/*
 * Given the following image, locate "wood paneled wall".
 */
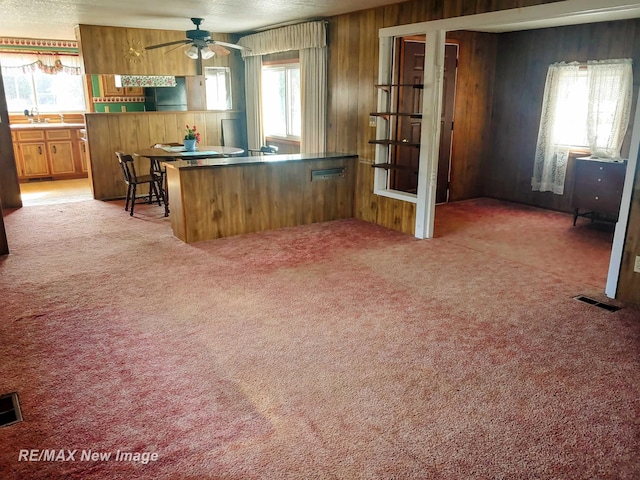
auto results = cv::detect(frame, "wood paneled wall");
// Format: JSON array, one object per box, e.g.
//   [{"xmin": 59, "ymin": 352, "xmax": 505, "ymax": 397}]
[
  {"xmin": 446, "ymin": 31, "xmax": 497, "ymax": 202},
  {"xmin": 326, "ymin": 1, "xmax": 542, "ymax": 234},
  {"xmin": 486, "ymin": 19, "xmax": 640, "ymax": 212},
  {"xmin": 76, "ymin": 25, "xmax": 241, "ymax": 76},
  {"xmin": 85, "ymin": 111, "xmax": 244, "ymax": 200},
  {"xmin": 0, "ymin": 65, "xmax": 22, "ymax": 209}
]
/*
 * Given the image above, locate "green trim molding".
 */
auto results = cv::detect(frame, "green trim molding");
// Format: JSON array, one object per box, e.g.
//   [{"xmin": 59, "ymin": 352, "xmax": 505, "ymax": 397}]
[{"xmin": 0, "ymin": 37, "xmax": 78, "ymax": 54}]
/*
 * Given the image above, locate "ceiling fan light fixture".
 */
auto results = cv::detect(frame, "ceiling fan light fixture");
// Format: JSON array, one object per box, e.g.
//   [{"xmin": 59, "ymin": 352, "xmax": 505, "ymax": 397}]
[
  {"xmin": 184, "ymin": 45, "xmax": 199, "ymax": 59},
  {"xmin": 201, "ymin": 46, "xmax": 215, "ymax": 60}
]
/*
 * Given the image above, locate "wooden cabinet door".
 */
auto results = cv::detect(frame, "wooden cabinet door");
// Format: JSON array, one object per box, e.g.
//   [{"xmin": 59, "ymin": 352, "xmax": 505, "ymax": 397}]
[
  {"xmin": 101, "ymin": 75, "xmax": 124, "ymax": 97},
  {"xmin": 125, "ymin": 86, "xmax": 144, "ymax": 96},
  {"xmin": 19, "ymin": 143, "xmax": 49, "ymax": 177},
  {"xmin": 48, "ymin": 141, "xmax": 76, "ymax": 174},
  {"xmin": 79, "ymin": 140, "xmax": 89, "ymax": 172}
]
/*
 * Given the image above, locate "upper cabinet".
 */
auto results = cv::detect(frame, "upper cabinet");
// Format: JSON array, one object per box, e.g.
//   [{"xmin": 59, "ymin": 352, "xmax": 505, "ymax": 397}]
[{"xmin": 99, "ymin": 75, "xmax": 144, "ymax": 97}]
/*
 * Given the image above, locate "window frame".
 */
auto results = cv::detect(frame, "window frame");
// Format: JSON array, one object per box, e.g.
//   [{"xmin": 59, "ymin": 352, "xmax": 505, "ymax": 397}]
[
  {"xmin": 1, "ymin": 67, "xmax": 86, "ymax": 114},
  {"xmin": 204, "ymin": 66, "xmax": 233, "ymax": 111},
  {"xmin": 261, "ymin": 60, "xmax": 301, "ymax": 141}
]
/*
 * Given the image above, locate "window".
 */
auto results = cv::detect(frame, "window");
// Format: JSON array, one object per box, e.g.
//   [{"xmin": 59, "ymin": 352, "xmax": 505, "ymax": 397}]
[
  {"xmin": 1, "ymin": 68, "xmax": 85, "ymax": 113},
  {"xmin": 262, "ymin": 63, "xmax": 301, "ymax": 139},
  {"xmin": 532, "ymin": 59, "xmax": 632, "ymax": 194},
  {"xmin": 204, "ymin": 67, "xmax": 232, "ymax": 110},
  {"xmin": 551, "ymin": 68, "xmax": 589, "ymax": 147}
]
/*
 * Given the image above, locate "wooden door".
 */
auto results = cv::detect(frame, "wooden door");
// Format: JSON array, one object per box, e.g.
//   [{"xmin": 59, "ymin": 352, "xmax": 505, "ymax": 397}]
[
  {"xmin": 48, "ymin": 141, "xmax": 76, "ymax": 174},
  {"xmin": 391, "ymin": 38, "xmax": 424, "ymax": 193},
  {"xmin": 436, "ymin": 44, "xmax": 459, "ymax": 204},
  {"xmin": 19, "ymin": 143, "xmax": 49, "ymax": 177}
]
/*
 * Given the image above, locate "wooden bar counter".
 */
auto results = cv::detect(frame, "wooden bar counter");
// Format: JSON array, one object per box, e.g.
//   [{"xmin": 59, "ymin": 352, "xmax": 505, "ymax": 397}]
[{"xmin": 164, "ymin": 152, "xmax": 357, "ymax": 243}]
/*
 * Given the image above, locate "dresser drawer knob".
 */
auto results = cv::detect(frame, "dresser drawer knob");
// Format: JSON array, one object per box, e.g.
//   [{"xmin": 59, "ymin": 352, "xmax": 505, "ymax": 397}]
[
  {"xmin": 598, "ymin": 178, "xmax": 602, "ymax": 182},
  {"xmin": 595, "ymin": 196, "xmax": 599, "ymax": 200},
  {"xmin": 599, "ymin": 166, "xmax": 604, "ymax": 170}
]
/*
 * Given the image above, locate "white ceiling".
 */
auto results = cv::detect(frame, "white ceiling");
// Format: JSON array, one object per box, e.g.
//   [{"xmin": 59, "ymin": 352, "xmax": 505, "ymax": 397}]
[
  {"xmin": 3, "ymin": 0, "xmax": 640, "ymax": 42},
  {"xmin": 0, "ymin": 0, "xmax": 408, "ymax": 40}
]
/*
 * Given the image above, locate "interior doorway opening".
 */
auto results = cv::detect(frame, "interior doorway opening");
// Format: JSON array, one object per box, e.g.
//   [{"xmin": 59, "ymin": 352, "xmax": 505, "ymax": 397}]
[
  {"xmin": 377, "ymin": 1, "xmax": 640, "ymax": 299},
  {"xmin": 19, "ymin": 178, "xmax": 92, "ymax": 206}
]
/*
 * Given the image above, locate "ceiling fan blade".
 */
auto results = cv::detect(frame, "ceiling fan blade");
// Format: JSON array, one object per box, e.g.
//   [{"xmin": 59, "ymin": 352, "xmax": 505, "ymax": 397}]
[
  {"xmin": 165, "ymin": 42, "xmax": 190, "ymax": 55},
  {"xmin": 145, "ymin": 39, "xmax": 190, "ymax": 50},
  {"xmin": 209, "ymin": 44, "xmax": 231, "ymax": 56},
  {"xmin": 210, "ymin": 40, "xmax": 250, "ymax": 51}
]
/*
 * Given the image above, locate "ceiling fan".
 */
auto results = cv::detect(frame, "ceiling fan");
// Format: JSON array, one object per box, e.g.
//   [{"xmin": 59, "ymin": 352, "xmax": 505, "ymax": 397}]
[{"xmin": 145, "ymin": 18, "xmax": 249, "ymax": 74}]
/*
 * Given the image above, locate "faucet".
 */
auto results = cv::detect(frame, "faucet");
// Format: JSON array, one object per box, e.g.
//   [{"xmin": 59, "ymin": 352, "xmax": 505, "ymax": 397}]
[{"xmin": 23, "ymin": 107, "xmax": 42, "ymax": 123}]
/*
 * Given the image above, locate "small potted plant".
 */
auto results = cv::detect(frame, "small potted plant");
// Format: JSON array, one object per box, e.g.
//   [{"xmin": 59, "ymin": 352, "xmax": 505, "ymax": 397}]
[{"xmin": 184, "ymin": 124, "xmax": 201, "ymax": 151}]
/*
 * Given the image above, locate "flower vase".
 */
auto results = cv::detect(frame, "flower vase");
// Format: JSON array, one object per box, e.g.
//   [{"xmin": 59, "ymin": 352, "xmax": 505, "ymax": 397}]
[{"xmin": 184, "ymin": 139, "xmax": 197, "ymax": 151}]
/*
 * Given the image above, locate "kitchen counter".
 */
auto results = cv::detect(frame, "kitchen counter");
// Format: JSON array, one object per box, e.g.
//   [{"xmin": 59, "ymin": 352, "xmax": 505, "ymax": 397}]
[
  {"xmin": 163, "ymin": 152, "xmax": 357, "ymax": 170},
  {"xmin": 165, "ymin": 152, "xmax": 357, "ymax": 243}
]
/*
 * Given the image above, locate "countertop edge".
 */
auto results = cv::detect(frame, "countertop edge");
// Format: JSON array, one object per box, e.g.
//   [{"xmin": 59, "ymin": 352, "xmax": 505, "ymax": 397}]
[{"xmin": 163, "ymin": 153, "xmax": 358, "ymax": 170}]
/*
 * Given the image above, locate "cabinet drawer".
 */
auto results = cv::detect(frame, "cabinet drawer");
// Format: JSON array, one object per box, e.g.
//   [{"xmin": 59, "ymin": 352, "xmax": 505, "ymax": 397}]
[
  {"xmin": 17, "ymin": 130, "xmax": 45, "ymax": 142},
  {"xmin": 575, "ymin": 160, "xmax": 625, "ymax": 183},
  {"xmin": 572, "ymin": 191, "xmax": 621, "ymax": 214},
  {"xmin": 45, "ymin": 129, "xmax": 72, "ymax": 140}
]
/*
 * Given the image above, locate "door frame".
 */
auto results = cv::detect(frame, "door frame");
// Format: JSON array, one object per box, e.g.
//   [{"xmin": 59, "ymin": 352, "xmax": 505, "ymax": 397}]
[{"xmin": 378, "ymin": 0, "xmax": 640, "ymax": 297}]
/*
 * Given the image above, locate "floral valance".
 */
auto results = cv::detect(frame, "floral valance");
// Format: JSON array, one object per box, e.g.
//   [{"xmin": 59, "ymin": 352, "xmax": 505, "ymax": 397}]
[
  {"xmin": 116, "ymin": 75, "xmax": 177, "ymax": 87},
  {"xmin": 0, "ymin": 52, "xmax": 82, "ymax": 75},
  {"xmin": 237, "ymin": 21, "xmax": 327, "ymax": 57}
]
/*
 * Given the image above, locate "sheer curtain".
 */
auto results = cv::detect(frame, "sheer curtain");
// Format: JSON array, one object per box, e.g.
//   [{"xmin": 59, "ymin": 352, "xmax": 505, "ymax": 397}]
[
  {"xmin": 532, "ymin": 59, "xmax": 633, "ymax": 194},
  {"xmin": 238, "ymin": 21, "xmax": 327, "ymax": 152},
  {"xmin": 586, "ymin": 59, "xmax": 633, "ymax": 158},
  {"xmin": 532, "ymin": 62, "xmax": 582, "ymax": 194}
]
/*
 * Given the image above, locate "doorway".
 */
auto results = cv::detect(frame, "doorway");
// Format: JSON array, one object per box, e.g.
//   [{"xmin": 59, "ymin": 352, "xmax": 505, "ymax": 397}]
[
  {"xmin": 390, "ymin": 38, "xmax": 458, "ymax": 202},
  {"xmin": 19, "ymin": 178, "xmax": 92, "ymax": 206}
]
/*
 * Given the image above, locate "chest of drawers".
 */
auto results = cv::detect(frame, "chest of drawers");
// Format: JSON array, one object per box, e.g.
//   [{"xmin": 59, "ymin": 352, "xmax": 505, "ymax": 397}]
[{"xmin": 572, "ymin": 157, "xmax": 626, "ymax": 225}]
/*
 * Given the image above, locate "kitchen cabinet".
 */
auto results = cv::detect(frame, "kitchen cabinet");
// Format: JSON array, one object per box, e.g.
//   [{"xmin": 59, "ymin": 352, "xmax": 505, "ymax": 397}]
[
  {"xmin": 46, "ymin": 129, "xmax": 75, "ymax": 174},
  {"xmin": 100, "ymin": 75, "xmax": 144, "ymax": 97},
  {"xmin": 12, "ymin": 127, "xmax": 87, "ymax": 181},
  {"xmin": 100, "ymin": 75, "xmax": 124, "ymax": 97},
  {"xmin": 20, "ymin": 143, "xmax": 49, "ymax": 177},
  {"xmin": 125, "ymin": 86, "xmax": 144, "ymax": 96}
]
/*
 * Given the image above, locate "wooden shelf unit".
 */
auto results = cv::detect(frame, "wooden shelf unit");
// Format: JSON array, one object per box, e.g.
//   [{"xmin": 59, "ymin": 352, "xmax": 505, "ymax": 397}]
[{"xmin": 370, "ymin": 83, "xmax": 423, "ymax": 175}]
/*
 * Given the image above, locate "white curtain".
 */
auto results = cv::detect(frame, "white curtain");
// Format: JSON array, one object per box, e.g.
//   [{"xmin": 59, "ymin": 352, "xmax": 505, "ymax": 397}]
[
  {"xmin": 237, "ymin": 21, "xmax": 326, "ymax": 57},
  {"xmin": 244, "ymin": 55, "xmax": 264, "ymax": 150},
  {"xmin": 0, "ymin": 52, "xmax": 81, "ymax": 74},
  {"xmin": 532, "ymin": 59, "xmax": 633, "ymax": 194},
  {"xmin": 239, "ymin": 21, "xmax": 327, "ymax": 152},
  {"xmin": 300, "ymin": 46, "xmax": 327, "ymax": 153},
  {"xmin": 586, "ymin": 59, "xmax": 633, "ymax": 158},
  {"xmin": 532, "ymin": 63, "xmax": 581, "ymax": 194}
]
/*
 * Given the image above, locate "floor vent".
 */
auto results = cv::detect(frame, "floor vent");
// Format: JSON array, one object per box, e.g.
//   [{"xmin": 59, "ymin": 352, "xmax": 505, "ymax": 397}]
[
  {"xmin": 574, "ymin": 295, "xmax": 621, "ymax": 312},
  {"xmin": 0, "ymin": 393, "xmax": 23, "ymax": 427}
]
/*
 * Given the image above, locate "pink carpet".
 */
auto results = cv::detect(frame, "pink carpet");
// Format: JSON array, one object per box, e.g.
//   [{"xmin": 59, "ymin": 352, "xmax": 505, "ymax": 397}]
[{"xmin": 0, "ymin": 197, "xmax": 638, "ymax": 479}]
